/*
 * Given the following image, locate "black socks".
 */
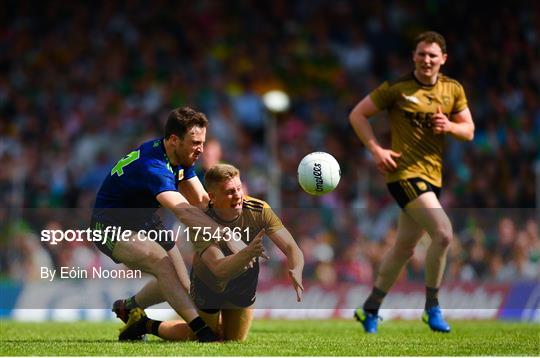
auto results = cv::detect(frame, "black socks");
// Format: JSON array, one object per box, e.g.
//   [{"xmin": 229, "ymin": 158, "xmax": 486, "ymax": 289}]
[
  {"xmin": 188, "ymin": 317, "xmax": 218, "ymax": 342},
  {"xmin": 363, "ymin": 287, "xmax": 387, "ymax": 316},
  {"xmin": 363, "ymin": 286, "xmax": 440, "ymax": 314},
  {"xmin": 425, "ymin": 286, "xmax": 440, "ymax": 310},
  {"xmin": 145, "ymin": 318, "xmax": 162, "ymax": 336}
]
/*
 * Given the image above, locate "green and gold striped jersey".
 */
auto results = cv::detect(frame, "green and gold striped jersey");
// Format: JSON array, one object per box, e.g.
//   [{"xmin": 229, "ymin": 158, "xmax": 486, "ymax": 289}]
[{"xmin": 370, "ymin": 73, "xmax": 468, "ymax": 187}]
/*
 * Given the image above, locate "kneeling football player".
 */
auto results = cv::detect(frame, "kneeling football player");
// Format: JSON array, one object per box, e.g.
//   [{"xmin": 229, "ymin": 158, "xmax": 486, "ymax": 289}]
[{"xmin": 119, "ymin": 163, "xmax": 305, "ymax": 341}]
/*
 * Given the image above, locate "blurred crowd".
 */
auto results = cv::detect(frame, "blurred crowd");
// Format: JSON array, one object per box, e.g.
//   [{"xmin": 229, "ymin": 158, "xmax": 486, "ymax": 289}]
[{"xmin": 1, "ymin": 0, "xmax": 538, "ymax": 283}]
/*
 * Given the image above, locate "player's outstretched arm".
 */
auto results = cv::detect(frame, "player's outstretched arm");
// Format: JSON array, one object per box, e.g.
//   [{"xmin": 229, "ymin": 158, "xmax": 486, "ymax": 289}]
[
  {"xmin": 157, "ymin": 190, "xmax": 249, "ymax": 253},
  {"xmin": 178, "ymin": 176, "xmax": 210, "ymax": 208},
  {"xmin": 268, "ymin": 228, "xmax": 305, "ymax": 302},
  {"xmin": 157, "ymin": 191, "xmax": 228, "ymax": 242},
  {"xmin": 349, "ymin": 96, "xmax": 401, "ymax": 174},
  {"xmin": 200, "ymin": 231, "xmax": 265, "ymax": 285}
]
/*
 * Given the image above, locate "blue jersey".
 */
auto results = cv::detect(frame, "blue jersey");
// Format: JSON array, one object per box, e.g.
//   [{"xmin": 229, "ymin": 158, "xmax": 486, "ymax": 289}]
[{"xmin": 93, "ymin": 138, "xmax": 195, "ymax": 225}]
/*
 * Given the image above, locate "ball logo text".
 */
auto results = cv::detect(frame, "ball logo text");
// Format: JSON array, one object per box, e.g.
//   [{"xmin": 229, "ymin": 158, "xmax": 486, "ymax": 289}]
[{"xmin": 313, "ymin": 163, "xmax": 324, "ymax": 192}]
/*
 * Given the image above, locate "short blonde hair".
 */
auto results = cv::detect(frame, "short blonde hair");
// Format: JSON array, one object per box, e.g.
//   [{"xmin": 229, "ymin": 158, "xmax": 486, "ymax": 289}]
[{"xmin": 204, "ymin": 163, "xmax": 240, "ymax": 191}]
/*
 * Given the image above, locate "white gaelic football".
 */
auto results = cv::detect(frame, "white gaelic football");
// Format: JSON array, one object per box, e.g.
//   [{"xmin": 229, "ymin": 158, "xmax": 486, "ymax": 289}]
[{"xmin": 297, "ymin": 152, "xmax": 341, "ymax": 195}]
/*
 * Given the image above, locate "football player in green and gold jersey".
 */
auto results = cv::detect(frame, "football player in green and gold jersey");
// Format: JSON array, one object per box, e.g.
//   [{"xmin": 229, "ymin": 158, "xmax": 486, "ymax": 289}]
[{"xmin": 349, "ymin": 31, "xmax": 474, "ymax": 333}]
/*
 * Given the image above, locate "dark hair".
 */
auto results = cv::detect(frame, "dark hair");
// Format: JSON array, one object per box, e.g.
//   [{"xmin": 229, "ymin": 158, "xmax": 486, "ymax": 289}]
[
  {"xmin": 414, "ymin": 31, "xmax": 447, "ymax": 54},
  {"xmin": 165, "ymin": 107, "xmax": 208, "ymax": 139}
]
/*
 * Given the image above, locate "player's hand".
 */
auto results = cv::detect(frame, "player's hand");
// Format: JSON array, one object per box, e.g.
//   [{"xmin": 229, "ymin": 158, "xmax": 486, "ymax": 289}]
[
  {"xmin": 224, "ymin": 233, "xmax": 247, "ymax": 254},
  {"xmin": 288, "ymin": 268, "xmax": 304, "ymax": 302},
  {"xmin": 253, "ymin": 229, "xmax": 270, "ymax": 261},
  {"xmin": 432, "ymin": 106, "xmax": 453, "ymax": 134},
  {"xmin": 242, "ymin": 229, "xmax": 270, "ymax": 269},
  {"xmin": 244, "ymin": 235, "xmax": 264, "ymax": 258},
  {"xmin": 372, "ymin": 146, "xmax": 401, "ymax": 174}
]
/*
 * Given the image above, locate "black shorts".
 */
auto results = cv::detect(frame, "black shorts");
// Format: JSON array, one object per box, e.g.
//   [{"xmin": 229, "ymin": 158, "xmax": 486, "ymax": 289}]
[
  {"xmin": 91, "ymin": 209, "xmax": 176, "ymax": 264},
  {"xmin": 190, "ymin": 265, "xmax": 259, "ymax": 314},
  {"xmin": 387, "ymin": 178, "xmax": 441, "ymax": 209}
]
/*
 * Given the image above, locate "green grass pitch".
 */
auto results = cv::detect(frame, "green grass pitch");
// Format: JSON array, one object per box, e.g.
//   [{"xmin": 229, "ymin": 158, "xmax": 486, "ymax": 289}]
[{"xmin": 1, "ymin": 319, "xmax": 538, "ymax": 356}]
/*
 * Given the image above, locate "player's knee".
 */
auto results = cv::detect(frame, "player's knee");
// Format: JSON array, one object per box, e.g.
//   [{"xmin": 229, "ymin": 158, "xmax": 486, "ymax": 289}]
[
  {"xmin": 394, "ymin": 247, "xmax": 415, "ymax": 261},
  {"xmin": 433, "ymin": 226, "xmax": 453, "ymax": 248},
  {"xmin": 135, "ymin": 243, "xmax": 169, "ymax": 273},
  {"xmin": 153, "ymin": 255, "xmax": 176, "ymax": 277},
  {"xmin": 403, "ymin": 247, "xmax": 416, "ymax": 260},
  {"xmin": 236, "ymin": 336, "xmax": 248, "ymax": 342},
  {"xmin": 149, "ymin": 250, "xmax": 169, "ymax": 266}
]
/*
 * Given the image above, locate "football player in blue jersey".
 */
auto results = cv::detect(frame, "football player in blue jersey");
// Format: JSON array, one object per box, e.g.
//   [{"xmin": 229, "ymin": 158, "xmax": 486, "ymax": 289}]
[
  {"xmin": 111, "ymin": 164, "xmax": 304, "ymax": 342},
  {"xmin": 92, "ymin": 107, "xmax": 256, "ymax": 342}
]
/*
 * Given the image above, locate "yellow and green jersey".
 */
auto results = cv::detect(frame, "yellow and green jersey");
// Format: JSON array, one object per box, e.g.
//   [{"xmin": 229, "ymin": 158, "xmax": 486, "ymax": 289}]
[{"xmin": 370, "ymin": 73, "xmax": 468, "ymax": 187}]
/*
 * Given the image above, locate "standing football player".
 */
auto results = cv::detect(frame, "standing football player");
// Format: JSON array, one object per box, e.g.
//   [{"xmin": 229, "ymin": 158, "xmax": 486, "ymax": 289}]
[{"xmin": 349, "ymin": 31, "xmax": 474, "ymax": 333}]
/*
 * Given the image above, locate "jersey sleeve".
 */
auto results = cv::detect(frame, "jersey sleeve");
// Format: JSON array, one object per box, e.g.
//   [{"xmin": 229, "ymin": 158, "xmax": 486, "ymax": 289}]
[
  {"xmin": 183, "ymin": 165, "xmax": 197, "ymax": 181},
  {"xmin": 145, "ymin": 160, "xmax": 177, "ymax": 197},
  {"xmin": 261, "ymin": 202, "xmax": 284, "ymax": 235},
  {"xmin": 175, "ymin": 165, "xmax": 197, "ymax": 185},
  {"xmin": 452, "ymin": 82, "xmax": 468, "ymax": 114},
  {"xmin": 369, "ymin": 81, "xmax": 395, "ymax": 110}
]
